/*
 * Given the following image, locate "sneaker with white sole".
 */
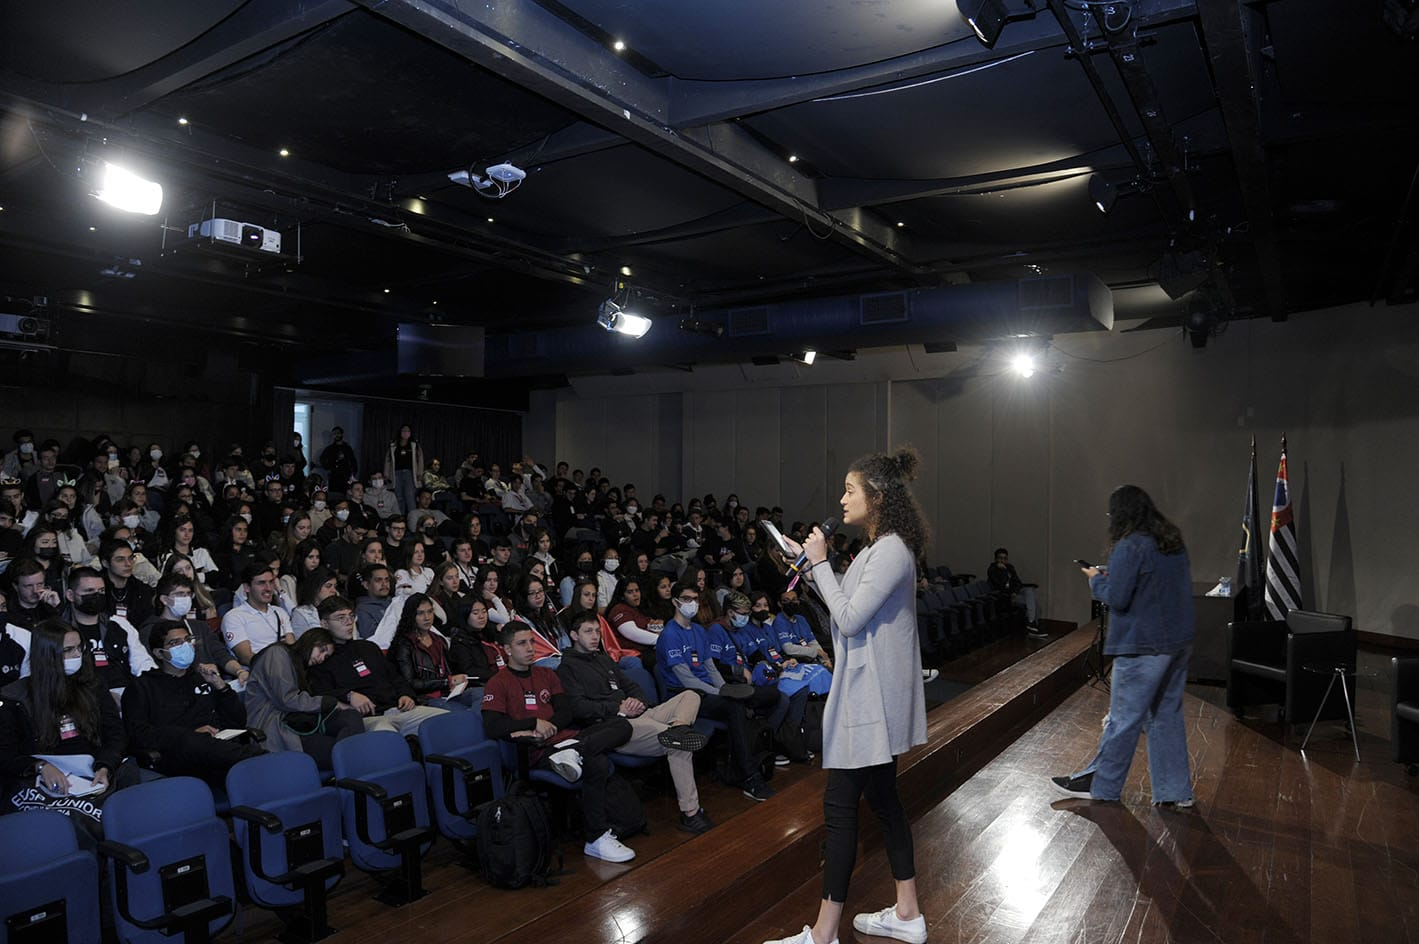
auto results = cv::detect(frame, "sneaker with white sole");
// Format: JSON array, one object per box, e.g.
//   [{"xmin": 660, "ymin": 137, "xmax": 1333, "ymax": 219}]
[
  {"xmin": 921, "ymin": 668, "xmax": 939, "ymax": 684},
  {"xmin": 583, "ymin": 828, "xmax": 635, "ymax": 863},
  {"xmin": 763, "ymin": 926, "xmax": 836, "ymax": 944},
  {"xmin": 852, "ymin": 905, "xmax": 928, "ymax": 944},
  {"xmin": 547, "ymin": 747, "xmax": 582, "ymax": 783}
]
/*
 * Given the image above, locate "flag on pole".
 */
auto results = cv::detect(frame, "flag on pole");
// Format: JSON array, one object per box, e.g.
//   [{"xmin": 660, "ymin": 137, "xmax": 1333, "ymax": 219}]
[
  {"xmin": 1264, "ymin": 435, "xmax": 1302, "ymax": 619},
  {"xmin": 1234, "ymin": 436, "xmax": 1265, "ymax": 620}
]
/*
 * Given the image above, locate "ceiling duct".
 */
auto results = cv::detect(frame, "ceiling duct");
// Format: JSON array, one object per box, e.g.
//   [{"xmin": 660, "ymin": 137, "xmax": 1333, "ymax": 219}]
[{"xmin": 482, "ymin": 274, "xmax": 1113, "ymax": 378}]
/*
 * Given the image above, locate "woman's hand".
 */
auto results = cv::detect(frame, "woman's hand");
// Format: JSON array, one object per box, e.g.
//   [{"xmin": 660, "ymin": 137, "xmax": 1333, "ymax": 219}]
[
  {"xmin": 38, "ymin": 761, "xmax": 68, "ymax": 795},
  {"xmin": 92, "ymin": 767, "xmax": 111, "ymax": 790},
  {"xmin": 803, "ymin": 527, "xmax": 828, "ymax": 567},
  {"xmin": 1081, "ymin": 566, "xmax": 1101, "ymax": 579}
]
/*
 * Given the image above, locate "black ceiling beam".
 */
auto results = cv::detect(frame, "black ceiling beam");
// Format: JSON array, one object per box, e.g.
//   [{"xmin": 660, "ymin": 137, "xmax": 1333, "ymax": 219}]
[
  {"xmin": 1194, "ymin": 0, "xmax": 1287, "ymax": 320},
  {"xmin": 1, "ymin": 0, "xmax": 356, "ymax": 121},
  {"xmin": 351, "ymin": 0, "xmax": 920, "ymax": 278},
  {"xmin": 664, "ymin": 0, "xmax": 1202, "ymax": 127}
]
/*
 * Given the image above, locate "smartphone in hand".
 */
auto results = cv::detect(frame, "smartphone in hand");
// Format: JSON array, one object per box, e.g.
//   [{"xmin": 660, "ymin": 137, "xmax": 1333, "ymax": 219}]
[{"xmin": 1073, "ymin": 558, "xmax": 1093, "ymax": 569}]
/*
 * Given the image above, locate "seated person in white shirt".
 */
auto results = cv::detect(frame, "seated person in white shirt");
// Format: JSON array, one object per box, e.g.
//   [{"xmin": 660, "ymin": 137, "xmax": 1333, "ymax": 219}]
[{"xmin": 221, "ymin": 561, "xmax": 295, "ymax": 666}]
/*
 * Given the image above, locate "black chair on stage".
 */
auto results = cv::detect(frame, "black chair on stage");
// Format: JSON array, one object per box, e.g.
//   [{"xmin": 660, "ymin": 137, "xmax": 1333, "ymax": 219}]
[
  {"xmin": 1226, "ymin": 610, "xmax": 1355, "ymax": 724},
  {"xmin": 1393, "ymin": 657, "xmax": 1419, "ymax": 775}
]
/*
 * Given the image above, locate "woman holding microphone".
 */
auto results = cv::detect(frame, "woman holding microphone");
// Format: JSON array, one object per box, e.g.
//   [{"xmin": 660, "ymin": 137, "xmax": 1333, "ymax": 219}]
[{"xmin": 770, "ymin": 447, "xmax": 929, "ymax": 944}]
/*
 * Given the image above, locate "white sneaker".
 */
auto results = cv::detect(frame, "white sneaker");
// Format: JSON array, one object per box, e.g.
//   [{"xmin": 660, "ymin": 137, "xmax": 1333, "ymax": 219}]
[
  {"xmin": 583, "ymin": 828, "xmax": 635, "ymax": 863},
  {"xmin": 852, "ymin": 905, "xmax": 927, "ymax": 944},
  {"xmin": 547, "ymin": 748, "xmax": 582, "ymax": 783},
  {"xmin": 763, "ymin": 926, "xmax": 836, "ymax": 944},
  {"xmin": 921, "ymin": 668, "xmax": 939, "ymax": 683}
]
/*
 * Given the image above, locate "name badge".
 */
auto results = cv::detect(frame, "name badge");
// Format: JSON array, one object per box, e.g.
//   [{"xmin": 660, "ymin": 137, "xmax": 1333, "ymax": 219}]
[
  {"xmin": 735, "ymin": 652, "xmax": 745, "ymax": 665},
  {"xmin": 114, "ymin": 605, "xmax": 127, "ymax": 619},
  {"xmin": 353, "ymin": 660, "xmax": 371, "ymax": 678},
  {"xmin": 495, "ymin": 655, "xmax": 505, "ymax": 667},
  {"xmin": 59, "ymin": 715, "xmax": 78, "ymax": 740},
  {"xmin": 524, "ymin": 691, "xmax": 539, "ymax": 708},
  {"xmin": 767, "ymin": 646, "xmax": 781, "ymax": 661},
  {"xmin": 689, "ymin": 650, "xmax": 700, "ymax": 667},
  {"xmin": 92, "ymin": 647, "xmax": 109, "ymax": 668}
]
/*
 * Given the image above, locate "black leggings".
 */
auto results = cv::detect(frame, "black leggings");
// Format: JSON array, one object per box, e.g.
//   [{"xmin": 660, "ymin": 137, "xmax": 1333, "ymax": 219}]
[{"xmin": 822, "ymin": 759, "xmax": 915, "ymax": 903}]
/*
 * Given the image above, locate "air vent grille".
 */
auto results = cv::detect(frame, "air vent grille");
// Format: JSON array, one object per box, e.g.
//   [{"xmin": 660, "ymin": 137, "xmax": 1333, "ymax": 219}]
[{"xmin": 860, "ymin": 292, "xmax": 908, "ymax": 325}]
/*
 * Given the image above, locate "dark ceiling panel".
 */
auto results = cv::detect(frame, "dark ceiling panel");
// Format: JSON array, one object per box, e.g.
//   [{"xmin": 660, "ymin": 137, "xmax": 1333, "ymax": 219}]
[{"xmin": 556, "ymin": 0, "xmax": 976, "ymax": 80}]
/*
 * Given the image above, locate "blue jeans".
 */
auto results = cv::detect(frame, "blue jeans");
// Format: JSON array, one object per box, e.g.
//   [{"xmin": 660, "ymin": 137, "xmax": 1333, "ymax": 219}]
[
  {"xmin": 1076, "ymin": 646, "xmax": 1192, "ymax": 802},
  {"xmin": 394, "ymin": 469, "xmax": 417, "ymax": 520}
]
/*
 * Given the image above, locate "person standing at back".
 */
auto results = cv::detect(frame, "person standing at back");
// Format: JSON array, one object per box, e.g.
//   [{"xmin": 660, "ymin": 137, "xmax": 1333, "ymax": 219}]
[
  {"xmin": 770, "ymin": 446, "xmax": 930, "ymax": 944},
  {"xmin": 384, "ymin": 425, "xmax": 423, "ymax": 523}
]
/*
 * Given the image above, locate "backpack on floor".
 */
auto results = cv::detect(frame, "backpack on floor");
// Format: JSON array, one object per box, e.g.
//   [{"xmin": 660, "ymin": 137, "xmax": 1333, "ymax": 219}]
[
  {"xmin": 476, "ymin": 784, "xmax": 558, "ymax": 888},
  {"xmin": 604, "ymin": 774, "xmax": 647, "ymax": 839},
  {"xmin": 801, "ymin": 697, "xmax": 827, "ymax": 755}
]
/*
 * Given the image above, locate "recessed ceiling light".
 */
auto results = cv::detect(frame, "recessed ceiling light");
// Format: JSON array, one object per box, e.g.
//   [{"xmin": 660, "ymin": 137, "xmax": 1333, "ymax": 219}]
[
  {"xmin": 88, "ymin": 226, "xmax": 96, "ymax": 231},
  {"xmin": 896, "ymin": 221, "xmax": 905, "ymax": 228},
  {"xmin": 382, "ymin": 288, "xmax": 390, "ymax": 294},
  {"xmin": 278, "ymin": 147, "xmax": 290, "ymax": 158},
  {"xmin": 487, "ymin": 217, "xmax": 495, "ymax": 223},
  {"xmin": 417, "ymin": 195, "xmax": 427, "ymax": 201},
  {"xmin": 620, "ymin": 265, "xmax": 633, "ymax": 276},
  {"xmin": 177, "ymin": 117, "xmax": 189, "ymax": 126},
  {"xmin": 788, "ymin": 154, "xmax": 800, "ymax": 163},
  {"xmin": 613, "ymin": 39, "xmax": 626, "ymax": 52},
  {"xmin": 431, "ymin": 300, "xmax": 438, "ymax": 305}
]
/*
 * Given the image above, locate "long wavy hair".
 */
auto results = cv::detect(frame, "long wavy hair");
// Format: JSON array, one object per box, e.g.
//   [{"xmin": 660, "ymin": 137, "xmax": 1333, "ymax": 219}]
[
  {"xmin": 848, "ymin": 446, "xmax": 930, "ymax": 561},
  {"xmin": 27, "ymin": 620, "xmax": 102, "ymax": 749},
  {"xmin": 1106, "ymin": 485, "xmax": 1185, "ymax": 555}
]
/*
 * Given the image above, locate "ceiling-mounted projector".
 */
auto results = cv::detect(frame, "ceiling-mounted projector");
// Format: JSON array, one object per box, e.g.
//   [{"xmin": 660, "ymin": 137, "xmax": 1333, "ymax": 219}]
[{"xmin": 447, "ymin": 162, "xmax": 526, "ymax": 198}]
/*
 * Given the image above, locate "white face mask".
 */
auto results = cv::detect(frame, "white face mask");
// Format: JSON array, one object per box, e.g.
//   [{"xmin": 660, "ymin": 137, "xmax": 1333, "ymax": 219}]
[
  {"xmin": 168, "ymin": 595, "xmax": 193, "ymax": 618},
  {"xmin": 189, "ymin": 447, "xmax": 200, "ymax": 457},
  {"xmin": 240, "ymin": 512, "xmax": 253, "ymax": 524},
  {"xmin": 150, "ymin": 449, "xmax": 163, "ymax": 461},
  {"xmin": 731, "ymin": 612, "xmax": 750, "ymax": 628},
  {"xmin": 603, "ymin": 559, "xmax": 620, "ymax": 573},
  {"xmin": 122, "ymin": 514, "xmax": 141, "ymax": 529},
  {"xmin": 63, "ymin": 656, "xmax": 83, "ymax": 676},
  {"xmin": 313, "ymin": 500, "xmax": 327, "ymax": 511},
  {"xmin": 370, "ymin": 479, "xmax": 384, "ymax": 489},
  {"xmin": 677, "ymin": 600, "xmax": 700, "ymax": 619},
  {"xmin": 335, "ymin": 508, "xmax": 350, "ymax": 522},
  {"xmin": 18, "ymin": 442, "xmax": 34, "ymax": 455}
]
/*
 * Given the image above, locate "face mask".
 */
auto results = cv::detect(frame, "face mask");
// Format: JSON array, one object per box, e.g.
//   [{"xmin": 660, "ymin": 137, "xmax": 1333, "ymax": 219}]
[
  {"xmin": 150, "ymin": 449, "xmax": 163, "ymax": 461},
  {"xmin": 168, "ymin": 595, "xmax": 193, "ymax": 618},
  {"xmin": 370, "ymin": 479, "xmax": 384, "ymax": 489},
  {"xmin": 731, "ymin": 612, "xmax": 750, "ymax": 628},
  {"xmin": 35, "ymin": 546, "xmax": 57, "ymax": 559},
  {"xmin": 313, "ymin": 500, "xmax": 326, "ymax": 511},
  {"xmin": 335, "ymin": 509, "xmax": 350, "ymax": 522},
  {"xmin": 189, "ymin": 447, "xmax": 200, "ymax": 457},
  {"xmin": 678, "ymin": 600, "xmax": 700, "ymax": 619},
  {"xmin": 19, "ymin": 442, "xmax": 34, "ymax": 455},
  {"xmin": 63, "ymin": 656, "xmax": 83, "ymax": 676},
  {"xmin": 626, "ymin": 505, "xmax": 639, "ymax": 515},
  {"xmin": 752, "ymin": 611, "xmax": 770, "ymax": 623},
  {"xmin": 74, "ymin": 593, "xmax": 106, "ymax": 616},
  {"xmin": 240, "ymin": 513, "xmax": 252, "ymax": 524},
  {"xmin": 167, "ymin": 642, "xmax": 195, "ymax": 670},
  {"xmin": 122, "ymin": 514, "xmax": 141, "ymax": 529},
  {"xmin": 603, "ymin": 559, "xmax": 620, "ymax": 573},
  {"xmin": 281, "ymin": 515, "xmax": 291, "ymax": 525},
  {"xmin": 727, "ymin": 500, "xmax": 738, "ymax": 509},
  {"xmin": 577, "ymin": 560, "xmax": 594, "ymax": 573},
  {"xmin": 782, "ymin": 602, "xmax": 798, "ymax": 614}
]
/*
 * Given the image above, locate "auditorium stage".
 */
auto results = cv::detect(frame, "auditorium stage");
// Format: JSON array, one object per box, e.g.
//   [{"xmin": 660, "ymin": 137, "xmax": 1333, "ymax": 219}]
[{"xmin": 233, "ymin": 629, "xmax": 1418, "ymax": 943}]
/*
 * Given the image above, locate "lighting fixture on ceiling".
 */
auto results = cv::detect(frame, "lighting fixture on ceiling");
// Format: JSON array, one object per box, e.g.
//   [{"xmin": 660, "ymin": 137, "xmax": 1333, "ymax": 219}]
[
  {"xmin": 92, "ymin": 161, "xmax": 163, "ymax": 215},
  {"xmin": 1186, "ymin": 288, "xmax": 1227, "ymax": 349},
  {"xmin": 1010, "ymin": 352, "xmax": 1037, "ymax": 378},
  {"xmin": 958, "ymin": 0, "xmax": 1010, "ymax": 45},
  {"xmin": 598, "ymin": 298, "xmax": 652, "ymax": 338},
  {"xmin": 447, "ymin": 162, "xmax": 527, "ymax": 199},
  {"xmin": 1089, "ymin": 174, "xmax": 1118, "ymax": 214},
  {"xmin": 797, "ymin": 349, "xmax": 817, "ymax": 366}
]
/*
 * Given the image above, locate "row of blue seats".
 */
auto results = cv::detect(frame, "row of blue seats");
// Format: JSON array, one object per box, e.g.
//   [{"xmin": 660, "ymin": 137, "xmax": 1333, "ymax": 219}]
[
  {"xmin": 916, "ymin": 579, "xmax": 1027, "ymax": 658},
  {"xmin": 1, "ymin": 662, "xmax": 710, "ymax": 944}
]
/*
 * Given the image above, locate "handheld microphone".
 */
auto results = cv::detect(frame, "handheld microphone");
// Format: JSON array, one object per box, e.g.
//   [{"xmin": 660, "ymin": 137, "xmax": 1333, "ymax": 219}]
[{"xmin": 787, "ymin": 517, "xmax": 840, "ymax": 576}]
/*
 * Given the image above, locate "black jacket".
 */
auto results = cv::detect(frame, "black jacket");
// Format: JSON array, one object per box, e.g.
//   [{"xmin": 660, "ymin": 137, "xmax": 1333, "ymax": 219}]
[
  {"xmin": 121, "ymin": 669, "xmax": 247, "ymax": 753},
  {"xmin": 306, "ymin": 639, "xmax": 413, "ymax": 713},
  {"xmin": 445, "ymin": 629, "xmax": 501, "ymax": 687},
  {"xmin": 388, "ymin": 632, "xmax": 453, "ymax": 699},
  {"xmin": 65, "ymin": 608, "xmax": 143, "ymax": 691},
  {"xmin": 0, "ymin": 678, "xmax": 127, "ymax": 779},
  {"xmin": 554, "ymin": 647, "xmax": 646, "ymax": 724}
]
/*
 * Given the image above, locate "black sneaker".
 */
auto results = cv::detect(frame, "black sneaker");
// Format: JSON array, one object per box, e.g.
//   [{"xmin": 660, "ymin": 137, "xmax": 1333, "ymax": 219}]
[
  {"xmin": 1050, "ymin": 772, "xmax": 1093, "ymax": 797},
  {"xmin": 677, "ymin": 808, "xmax": 715, "ymax": 834},
  {"xmin": 742, "ymin": 776, "xmax": 775, "ymax": 802},
  {"xmin": 657, "ymin": 723, "xmax": 709, "ymax": 753}
]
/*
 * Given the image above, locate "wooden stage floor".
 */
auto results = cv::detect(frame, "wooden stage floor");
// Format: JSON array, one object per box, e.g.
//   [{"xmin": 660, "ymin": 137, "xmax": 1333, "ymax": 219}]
[{"xmin": 230, "ymin": 635, "xmax": 1419, "ymax": 944}]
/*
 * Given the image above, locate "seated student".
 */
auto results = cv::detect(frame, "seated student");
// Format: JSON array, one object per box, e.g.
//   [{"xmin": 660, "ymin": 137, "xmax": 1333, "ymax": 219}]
[
  {"xmin": 766, "ymin": 588, "xmax": 832, "ymax": 668},
  {"xmin": 563, "ymin": 576, "xmax": 637, "ymax": 668},
  {"xmin": 710, "ymin": 592, "xmax": 807, "ymax": 764},
  {"xmin": 472, "ymin": 566, "xmax": 512, "ymax": 628},
  {"xmin": 388, "ymin": 592, "xmax": 476, "ymax": 710},
  {"xmin": 243, "ymin": 627, "xmax": 364, "ymax": 770},
  {"xmin": 448, "ymin": 538, "xmax": 479, "ymax": 591},
  {"xmin": 517, "ymin": 575, "xmax": 568, "ymax": 667},
  {"xmin": 305, "ymin": 595, "xmax": 446, "ymax": 735},
  {"xmin": 221, "ymin": 562, "xmax": 295, "ymax": 666},
  {"xmin": 0, "ymin": 620, "xmax": 134, "ymax": 842},
  {"xmin": 60, "ymin": 569, "xmax": 154, "ymax": 695},
  {"xmin": 393, "ymin": 539, "xmax": 435, "ymax": 596},
  {"xmin": 145, "ymin": 572, "xmax": 245, "ymax": 686},
  {"xmin": 604, "ymin": 575, "xmax": 662, "ymax": 671},
  {"xmin": 988, "ymin": 546, "xmax": 1043, "ymax": 634},
  {"xmin": 446, "ymin": 597, "xmax": 503, "ymax": 696},
  {"xmin": 482, "ymin": 620, "xmax": 636, "ymax": 863},
  {"xmin": 122, "ymin": 620, "xmax": 266, "ymax": 789},
  {"xmin": 430, "ymin": 560, "xmax": 471, "ymax": 632},
  {"xmin": 655, "ymin": 581, "xmax": 774, "ymax": 802},
  {"xmin": 291, "ymin": 567, "xmax": 340, "ymax": 636},
  {"xmin": 353, "ymin": 563, "xmax": 399, "ymax": 642},
  {"xmin": 343, "ymin": 536, "xmax": 386, "ymax": 599},
  {"xmin": 5, "ymin": 559, "xmax": 60, "ymax": 630},
  {"xmin": 556, "ymin": 608, "xmax": 714, "ymax": 835}
]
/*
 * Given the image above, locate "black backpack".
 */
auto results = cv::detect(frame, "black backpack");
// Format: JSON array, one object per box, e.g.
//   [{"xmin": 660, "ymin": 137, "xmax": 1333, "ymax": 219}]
[
  {"xmin": 475, "ymin": 785, "xmax": 558, "ymax": 888},
  {"xmin": 604, "ymin": 774, "xmax": 646, "ymax": 840}
]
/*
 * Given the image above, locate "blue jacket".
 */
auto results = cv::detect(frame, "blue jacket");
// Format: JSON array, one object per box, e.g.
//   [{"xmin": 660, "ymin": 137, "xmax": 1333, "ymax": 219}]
[{"xmin": 1089, "ymin": 533, "xmax": 1194, "ymax": 655}]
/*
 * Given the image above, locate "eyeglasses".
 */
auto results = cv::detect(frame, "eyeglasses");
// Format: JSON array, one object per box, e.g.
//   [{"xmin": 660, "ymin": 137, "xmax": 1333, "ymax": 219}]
[
  {"xmin": 677, "ymin": 596, "xmax": 698, "ymax": 604},
  {"xmin": 163, "ymin": 636, "xmax": 195, "ymax": 649}
]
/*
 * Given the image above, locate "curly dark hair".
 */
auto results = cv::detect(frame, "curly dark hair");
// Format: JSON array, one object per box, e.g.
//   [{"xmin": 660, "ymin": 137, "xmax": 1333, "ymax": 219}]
[
  {"xmin": 1106, "ymin": 485, "xmax": 1185, "ymax": 555},
  {"xmin": 848, "ymin": 445, "xmax": 930, "ymax": 561}
]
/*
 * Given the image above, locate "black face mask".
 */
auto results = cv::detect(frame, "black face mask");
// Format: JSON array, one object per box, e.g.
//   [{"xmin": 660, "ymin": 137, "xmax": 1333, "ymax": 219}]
[
  {"xmin": 781, "ymin": 603, "xmax": 798, "ymax": 615},
  {"xmin": 34, "ymin": 546, "xmax": 57, "ymax": 560},
  {"xmin": 576, "ymin": 560, "xmax": 595, "ymax": 573},
  {"xmin": 751, "ymin": 610, "xmax": 771, "ymax": 623},
  {"xmin": 74, "ymin": 592, "xmax": 107, "ymax": 616}
]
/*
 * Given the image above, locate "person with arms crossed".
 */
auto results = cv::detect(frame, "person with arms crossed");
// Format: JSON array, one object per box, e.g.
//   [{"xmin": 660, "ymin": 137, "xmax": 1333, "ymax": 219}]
[{"xmin": 772, "ymin": 447, "xmax": 930, "ymax": 944}]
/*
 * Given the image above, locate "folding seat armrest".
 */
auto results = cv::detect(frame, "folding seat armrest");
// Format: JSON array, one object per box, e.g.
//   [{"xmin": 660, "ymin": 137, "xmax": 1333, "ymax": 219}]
[
  {"xmin": 424, "ymin": 753, "xmax": 476, "ymax": 773},
  {"xmin": 98, "ymin": 839, "xmax": 150, "ymax": 873},
  {"xmin": 425, "ymin": 753, "xmax": 485, "ymax": 820},
  {"xmin": 335, "ymin": 777, "xmax": 388, "ymax": 801},
  {"xmin": 228, "ymin": 805, "xmax": 283, "ymax": 833}
]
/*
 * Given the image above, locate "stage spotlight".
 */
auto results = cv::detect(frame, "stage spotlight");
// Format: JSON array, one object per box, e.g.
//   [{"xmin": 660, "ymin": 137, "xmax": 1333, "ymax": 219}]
[
  {"xmin": 958, "ymin": 0, "xmax": 1010, "ymax": 45},
  {"xmin": 1011, "ymin": 352, "xmax": 1037, "ymax": 378},
  {"xmin": 1089, "ymin": 174, "xmax": 1117, "ymax": 214},
  {"xmin": 597, "ymin": 298, "xmax": 652, "ymax": 338},
  {"xmin": 798, "ymin": 349, "xmax": 817, "ymax": 366},
  {"xmin": 93, "ymin": 161, "xmax": 162, "ymax": 215}
]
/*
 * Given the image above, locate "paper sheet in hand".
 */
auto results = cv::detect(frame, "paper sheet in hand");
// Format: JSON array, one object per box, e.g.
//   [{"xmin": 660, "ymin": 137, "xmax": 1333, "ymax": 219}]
[{"xmin": 447, "ymin": 679, "xmax": 468, "ymax": 698}]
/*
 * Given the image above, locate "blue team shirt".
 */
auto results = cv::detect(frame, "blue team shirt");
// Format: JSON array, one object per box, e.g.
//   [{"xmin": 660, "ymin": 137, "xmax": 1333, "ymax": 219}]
[
  {"xmin": 771, "ymin": 613, "xmax": 814, "ymax": 651},
  {"xmin": 655, "ymin": 620, "xmax": 716, "ymax": 692}
]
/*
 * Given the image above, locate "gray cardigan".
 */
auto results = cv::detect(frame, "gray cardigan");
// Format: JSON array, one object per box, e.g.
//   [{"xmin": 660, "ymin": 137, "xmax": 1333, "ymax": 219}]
[
  {"xmin": 243, "ymin": 644, "xmax": 336, "ymax": 753},
  {"xmin": 810, "ymin": 533, "xmax": 927, "ymax": 769}
]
